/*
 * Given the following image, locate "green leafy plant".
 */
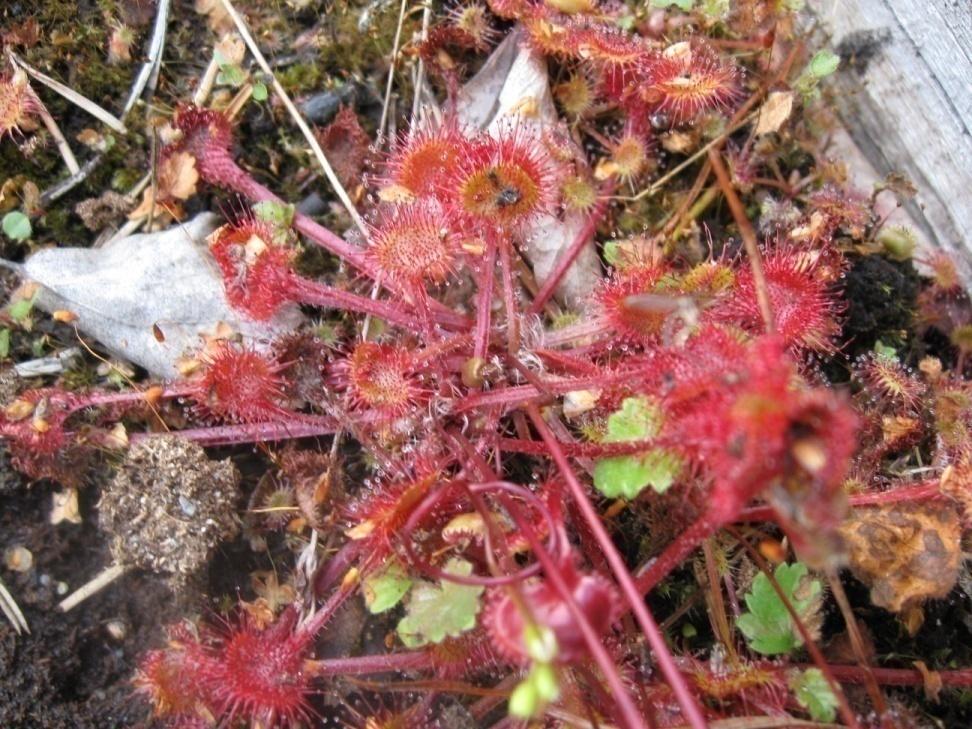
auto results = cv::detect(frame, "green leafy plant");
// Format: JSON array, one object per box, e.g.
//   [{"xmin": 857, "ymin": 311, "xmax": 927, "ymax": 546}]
[
  {"xmin": 396, "ymin": 559, "xmax": 483, "ymax": 647},
  {"xmin": 2, "ymin": 211, "xmax": 31, "ymax": 242},
  {"xmin": 593, "ymin": 396, "xmax": 682, "ymax": 499},
  {"xmin": 737, "ymin": 562, "xmax": 823, "ymax": 655},
  {"xmin": 789, "ymin": 668, "xmax": 838, "ymax": 722},
  {"xmin": 362, "ymin": 559, "xmax": 412, "ymax": 614}
]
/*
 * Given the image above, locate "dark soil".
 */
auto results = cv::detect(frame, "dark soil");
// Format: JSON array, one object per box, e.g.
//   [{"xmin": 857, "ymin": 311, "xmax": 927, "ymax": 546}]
[{"xmin": 0, "ymin": 479, "xmax": 175, "ymax": 728}]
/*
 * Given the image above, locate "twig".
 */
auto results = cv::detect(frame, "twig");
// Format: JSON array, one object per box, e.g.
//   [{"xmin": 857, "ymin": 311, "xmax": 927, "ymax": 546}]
[
  {"xmin": 0, "ymin": 577, "xmax": 29, "ymax": 634},
  {"xmin": 58, "ymin": 563, "xmax": 129, "ymax": 612},
  {"xmin": 410, "ymin": 2, "xmax": 432, "ymax": 124},
  {"xmin": 708, "ymin": 147, "xmax": 775, "ymax": 333},
  {"xmin": 218, "ymin": 0, "xmax": 370, "ymax": 238},
  {"xmin": 9, "ymin": 54, "xmax": 126, "ymax": 133},
  {"xmin": 826, "ymin": 569, "xmax": 889, "ymax": 718},
  {"xmin": 39, "ymin": 153, "xmax": 104, "ymax": 205},
  {"xmin": 378, "ymin": 0, "xmax": 410, "ymax": 147},
  {"xmin": 621, "ymin": 112, "xmax": 756, "ymax": 202},
  {"xmin": 193, "ymin": 56, "xmax": 221, "ymax": 107},
  {"xmin": 32, "ymin": 96, "xmax": 80, "ymax": 175},
  {"xmin": 123, "ymin": 0, "xmax": 171, "ymax": 117}
]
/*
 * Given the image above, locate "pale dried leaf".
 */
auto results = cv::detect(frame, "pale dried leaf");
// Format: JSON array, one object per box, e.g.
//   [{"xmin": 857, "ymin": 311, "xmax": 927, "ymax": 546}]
[
  {"xmin": 23, "ymin": 213, "xmax": 304, "ymax": 379},
  {"xmin": 215, "ymin": 33, "xmax": 245, "ymax": 65},
  {"xmin": 50, "ymin": 487, "xmax": 82, "ymax": 525},
  {"xmin": 195, "ymin": 0, "xmax": 234, "ymax": 33},
  {"xmin": 755, "ymin": 91, "xmax": 794, "ymax": 136}
]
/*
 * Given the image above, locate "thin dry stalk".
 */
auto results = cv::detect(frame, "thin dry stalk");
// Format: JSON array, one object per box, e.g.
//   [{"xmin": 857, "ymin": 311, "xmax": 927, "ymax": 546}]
[
  {"xmin": 10, "ymin": 54, "xmax": 126, "ymax": 133},
  {"xmin": 378, "ymin": 0, "xmax": 410, "ymax": 146},
  {"xmin": 0, "ymin": 576, "xmax": 29, "ymax": 634},
  {"xmin": 58, "ymin": 563, "xmax": 129, "ymax": 612},
  {"xmin": 217, "ymin": 0, "xmax": 370, "ymax": 238},
  {"xmin": 34, "ymin": 97, "xmax": 80, "ymax": 175},
  {"xmin": 708, "ymin": 147, "xmax": 776, "ymax": 333}
]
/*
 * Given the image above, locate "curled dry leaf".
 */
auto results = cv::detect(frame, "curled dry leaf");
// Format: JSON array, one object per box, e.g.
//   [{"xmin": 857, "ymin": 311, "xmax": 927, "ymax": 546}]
[
  {"xmin": 129, "ymin": 150, "xmax": 200, "ymax": 221},
  {"xmin": 21, "ymin": 213, "xmax": 304, "ymax": 378},
  {"xmin": 840, "ymin": 502, "xmax": 962, "ymax": 613}
]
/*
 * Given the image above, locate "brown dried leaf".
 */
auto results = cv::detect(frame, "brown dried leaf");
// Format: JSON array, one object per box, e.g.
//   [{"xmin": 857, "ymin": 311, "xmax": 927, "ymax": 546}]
[
  {"xmin": 215, "ymin": 33, "xmax": 245, "ymax": 65},
  {"xmin": 840, "ymin": 502, "xmax": 962, "ymax": 613},
  {"xmin": 195, "ymin": 0, "xmax": 234, "ymax": 34},
  {"xmin": 130, "ymin": 151, "xmax": 199, "ymax": 220}
]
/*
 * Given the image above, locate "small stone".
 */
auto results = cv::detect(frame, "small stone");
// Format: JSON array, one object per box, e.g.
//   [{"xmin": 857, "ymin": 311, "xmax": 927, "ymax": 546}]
[
  {"xmin": 105, "ymin": 619, "xmax": 127, "ymax": 641},
  {"xmin": 3, "ymin": 546, "xmax": 33, "ymax": 572}
]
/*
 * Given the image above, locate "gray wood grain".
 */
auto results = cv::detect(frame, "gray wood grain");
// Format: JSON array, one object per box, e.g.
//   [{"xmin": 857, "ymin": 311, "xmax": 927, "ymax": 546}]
[{"xmin": 811, "ymin": 0, "xmax": 972, "ymax": 283}]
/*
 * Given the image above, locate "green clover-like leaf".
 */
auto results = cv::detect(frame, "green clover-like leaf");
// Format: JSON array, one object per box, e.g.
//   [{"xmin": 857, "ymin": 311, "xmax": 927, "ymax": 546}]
[
  {"xmin": 593, "ymin": 397, "xmax": 682, "ymax": 499},
  {"xmin": 396, "ymin": 558, "xmax": 483, "ymax": 648},
  {"xmin": 737, "ymin": 562, "xmax": 822, "ymax": 655},
  {"xmin": 789, "ymin": 668, "xmax": 838, "ymax": 722},
  {"xmin": 649, "ymin": 0, "xmax": 694, "ymax": 10},
  {"xmin": 362, "ymin": 558, "xmax": 413, "ymax": 614}
]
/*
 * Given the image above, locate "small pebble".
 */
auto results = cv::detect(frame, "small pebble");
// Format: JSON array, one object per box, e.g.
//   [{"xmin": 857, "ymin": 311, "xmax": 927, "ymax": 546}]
[
  {"xmin": 105, "ymin": 619, "xmax": 127, "ymax": 641},
  {"xmin": 3, "ymin": 545, "xmax": 33, "ymax": 572}
]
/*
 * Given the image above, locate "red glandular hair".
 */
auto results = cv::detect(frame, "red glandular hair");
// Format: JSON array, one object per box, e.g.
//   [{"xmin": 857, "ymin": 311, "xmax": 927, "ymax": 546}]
[
  {"xmin": 136, "ymin": 609, "xmax": 314, "ymax": 728},
  {"xmin": 169, "ymin": 105, "xmax": 238, "ymax": 187},
  {"xmin": 368, "ymin": 201, "xmax": 458, "ymax": 287},
  {"xmin": 631, "ymin": 40, "xmax": 742, "ymax": 126},
  {"xmin": 649, "ymin": 329, "xmax": 858, "ymax": 524},
  {"xmin": 383, "ymin": 121, "xmax": 466, "ymax": 199},
  {"xmin": 192, "ymin": 343, "xmax": 290, "ymax": 423},
  {"xmin": 446, "ymin": 126, "xmax": 561, "ymax": 232},
  {"xmin": 329, "ymin": 341, "xmax": 425, "ymax": 419},
  {"xmin": 853, "ymin": 352, "xmax": 926, "ymax": 413},
  {"xmin": 343, "ymin": 467, "xmax": 446, "ymax": 571},
  {"xmin": 572, "ymin": 21, "xmax": 653, "ymax": 100},
  {"xmin": 595, "ymin": 262, "xmax": 672, "ymax": 343},
  {"xmin": 0, "ymin": 70, "xmax": 41, "ymax": 139},
  {"xmin": 720, "ymin": 243, "xmax": 843, "ymax": 354},
  {"xmin": 209, "ymin": 218, "xmax": 296, "ymax": 320},
  {"xmin": 0, "ymin": 388, "xmax": 83, "ymax": 485}
]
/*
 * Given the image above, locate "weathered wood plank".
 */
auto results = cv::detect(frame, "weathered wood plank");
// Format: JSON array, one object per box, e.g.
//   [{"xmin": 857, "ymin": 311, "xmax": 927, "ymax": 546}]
[{"xmin": 811, "ymin": 0, "xmax": 972, "ymax": 283}]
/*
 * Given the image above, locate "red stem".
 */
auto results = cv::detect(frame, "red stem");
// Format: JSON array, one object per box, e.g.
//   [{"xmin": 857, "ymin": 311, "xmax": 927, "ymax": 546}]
[
  {"xmin": 307, "ymin": 650, "xmax": 435, "ymax": 677},
  {"xmin": 635, "ymin": 512, "xmax": 718, "ymax": 595},
  {"xmin": 823, "ymin": 664, "xmax": 972, "ymax": 688},
  {"xmin": 292, "ymin": 277, "xmax": 464, "ymax": 330},
  {"xmin": 129, "ymin": 418, "xmax": 337, "ymax": 447},
  {"xmin": 498, "ymin": 490, "xmax": 649, "ymax": 729},
  {"xmin": 738, "ymin": 480, "xmax": 943, "ymax": 522},
  {"xmin": 222, "ymin": 160, "xmax": 464, "ymax": 327},
  {"xmin": 474, "ymin": 239, "xmax": 499, "ymax": 362},
  {"xmin": 525, "ymin": 404, "xmax": 708, "ymax": 729},
  {"xmin": 455, "ymin": 367, "xmax": 649, "ymax": 414}
]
